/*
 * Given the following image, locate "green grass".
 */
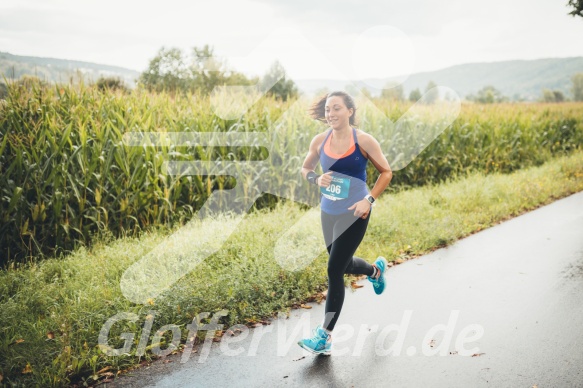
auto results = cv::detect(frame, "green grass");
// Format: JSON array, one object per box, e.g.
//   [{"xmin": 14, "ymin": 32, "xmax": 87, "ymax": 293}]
[
  {"xmin": 2, "ymin": 76, "xmax": 582, "ymax": 263},
  {"xmin": 0, "ymin": 150, "xmax": 582, "ymax": 386}
]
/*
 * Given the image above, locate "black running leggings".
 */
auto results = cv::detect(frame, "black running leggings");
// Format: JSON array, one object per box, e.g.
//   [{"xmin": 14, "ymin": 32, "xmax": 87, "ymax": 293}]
[{"xmin": 321, "ymin": 209, "xmax": 374, "ymax": 331}]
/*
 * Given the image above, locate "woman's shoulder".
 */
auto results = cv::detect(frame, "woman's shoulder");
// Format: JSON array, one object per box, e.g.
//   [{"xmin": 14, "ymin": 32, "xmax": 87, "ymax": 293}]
[
  {"xmin": 308, "ymin": 129, "xmax": 331, "ymax": 157},
  {"xmin": 354, "ymin": 128, "xmax": 381, "ymax": 159},
  {"xmin": 354, "ymin": 128, "xmax": 376, "ymax": 145},
  {"xmin": 312, "ymin": 128, "xmax": 331, "ymax": 146}
]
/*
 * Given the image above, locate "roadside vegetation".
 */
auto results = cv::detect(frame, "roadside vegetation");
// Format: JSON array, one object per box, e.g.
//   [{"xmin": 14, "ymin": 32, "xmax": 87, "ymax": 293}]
[{"xmin": 1, "ymin": 149, "xmax": 582, "ymax": 386}]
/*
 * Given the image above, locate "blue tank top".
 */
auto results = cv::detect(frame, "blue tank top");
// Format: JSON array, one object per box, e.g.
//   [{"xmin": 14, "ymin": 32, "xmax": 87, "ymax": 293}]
[{"xmin": 319, "ymin": 127, "xmax": 370, "ymax": 215}]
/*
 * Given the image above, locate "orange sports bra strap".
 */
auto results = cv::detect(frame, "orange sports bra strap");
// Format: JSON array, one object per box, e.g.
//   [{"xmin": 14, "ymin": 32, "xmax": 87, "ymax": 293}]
[
  {"xmin": 324, "ymin": 128, "xmax": 356, "ymax": 158},
  {"xmin": 319, "ymin": 129, "xmax": 332, "ymax": 152}
]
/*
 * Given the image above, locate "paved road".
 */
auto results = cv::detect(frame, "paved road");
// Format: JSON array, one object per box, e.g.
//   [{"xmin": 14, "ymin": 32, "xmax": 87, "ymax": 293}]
[{"xmin": 107, "ymin": 191, "xmax": 583, "ymax": 388}]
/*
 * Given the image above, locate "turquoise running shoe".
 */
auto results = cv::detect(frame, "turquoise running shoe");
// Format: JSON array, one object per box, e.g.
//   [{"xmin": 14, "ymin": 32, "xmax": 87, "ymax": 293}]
[
  {"xmin": 297, "ymin": 325, "xmax": 332, "ymax": 356},
  {"xmin": 367, "ymin": 256, "xmax": 388, "ymax": 295}
]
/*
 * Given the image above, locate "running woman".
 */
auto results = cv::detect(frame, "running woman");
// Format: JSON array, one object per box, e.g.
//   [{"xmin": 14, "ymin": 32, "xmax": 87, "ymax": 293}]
[{"xmin": 297, "ymin": 90, "xmax": 393, "ymax": 356}]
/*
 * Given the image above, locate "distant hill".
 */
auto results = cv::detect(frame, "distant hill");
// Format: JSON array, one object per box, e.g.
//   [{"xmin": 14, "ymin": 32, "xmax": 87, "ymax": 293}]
[
  {"xmin": 296, "ymin": 57, "xmax": 583, "ymax": 101},
  {"xmin": 1, "ymin": 52, "xmax": 582, "ymax": 101},
  {"xmin": 0, "ymin": 51, "xmax": 140, "ymax": 87}
]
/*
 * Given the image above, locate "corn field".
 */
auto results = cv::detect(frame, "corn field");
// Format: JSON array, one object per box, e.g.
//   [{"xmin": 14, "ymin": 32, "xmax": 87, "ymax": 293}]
[{"xmin": 0, "ymin": 79, "xmax": 582, "ymax": 264}]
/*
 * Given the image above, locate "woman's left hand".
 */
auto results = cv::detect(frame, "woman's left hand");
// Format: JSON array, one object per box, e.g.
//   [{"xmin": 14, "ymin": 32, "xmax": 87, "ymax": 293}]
[{"xmin": 348, "ymin": 199, "xmax": 372, "ymax": 219}]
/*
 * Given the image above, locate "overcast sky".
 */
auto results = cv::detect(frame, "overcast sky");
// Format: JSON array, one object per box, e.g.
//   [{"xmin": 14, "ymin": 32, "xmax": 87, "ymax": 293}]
[{"xmin": 1, "ymin": 0, "xmax": 582, "ymax": 81}]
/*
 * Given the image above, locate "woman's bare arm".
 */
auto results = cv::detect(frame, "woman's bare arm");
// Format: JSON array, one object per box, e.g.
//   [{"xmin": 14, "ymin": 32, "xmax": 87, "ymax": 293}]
[
  {"xmin": 361, "ymin": 134, "xmax": 393, "ymax": 199},
  {"xmin": 300, "ymin": 134, "xmax": 323, "ymax": 180}
]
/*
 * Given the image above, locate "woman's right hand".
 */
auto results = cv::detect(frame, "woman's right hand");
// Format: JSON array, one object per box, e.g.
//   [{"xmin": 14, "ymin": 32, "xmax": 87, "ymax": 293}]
[{"xmin": 317, "ymin": 171, "xmax": 334, "ymax": 188}]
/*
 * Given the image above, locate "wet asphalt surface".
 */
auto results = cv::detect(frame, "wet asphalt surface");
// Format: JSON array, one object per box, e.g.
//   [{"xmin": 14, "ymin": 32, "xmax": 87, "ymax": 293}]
[{"xmin": 104, "ymin": 191, "xmax": 583, "ymax": 388}]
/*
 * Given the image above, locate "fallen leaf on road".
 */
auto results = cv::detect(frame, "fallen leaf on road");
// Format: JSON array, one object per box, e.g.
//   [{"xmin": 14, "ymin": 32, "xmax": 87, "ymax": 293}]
[
  {"xmin": 471, "ymin": 352, "xmax": 486, "ymax": 357},
  {"xmin": 300, "ymin": 304, "xmax": 312, "ymax": 309}
]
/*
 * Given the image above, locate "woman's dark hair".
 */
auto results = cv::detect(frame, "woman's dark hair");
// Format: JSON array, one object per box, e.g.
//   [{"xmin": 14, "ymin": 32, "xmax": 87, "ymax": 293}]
[{"xmin": 309, "ymin": 90, "xmax": 358, "ymax": 126}]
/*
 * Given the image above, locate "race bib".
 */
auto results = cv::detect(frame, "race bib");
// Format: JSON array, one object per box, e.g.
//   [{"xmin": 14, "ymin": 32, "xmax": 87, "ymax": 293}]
[{"xmin": 321, "ymin": 175, "xmax": 351, "ymax": 200}]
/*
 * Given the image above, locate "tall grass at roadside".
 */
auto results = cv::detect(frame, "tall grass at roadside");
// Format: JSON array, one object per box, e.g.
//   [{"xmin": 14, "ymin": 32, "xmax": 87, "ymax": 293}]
[
  {"xmin": 0, "ymin": 150, "xmax": 582, "ymax": 387},
  {"xmin": 1, "ymin": 78, "xmax": 582, "ymax": 263}
]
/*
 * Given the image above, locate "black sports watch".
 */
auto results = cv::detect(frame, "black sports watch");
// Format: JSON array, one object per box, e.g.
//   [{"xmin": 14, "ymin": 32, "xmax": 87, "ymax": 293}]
[
  {"xmin": 364, "ymin": 194, "xmax": 375, "ymax": 205},
  {"xmin": 306, "ymin": 171, "xmax": 320, "ymax": 186}
]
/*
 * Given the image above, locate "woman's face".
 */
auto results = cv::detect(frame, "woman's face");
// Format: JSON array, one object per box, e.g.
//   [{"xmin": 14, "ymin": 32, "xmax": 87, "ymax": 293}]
[{"xmin": 325, "ymin": 96, "xmax": 353, "ymax": 129}]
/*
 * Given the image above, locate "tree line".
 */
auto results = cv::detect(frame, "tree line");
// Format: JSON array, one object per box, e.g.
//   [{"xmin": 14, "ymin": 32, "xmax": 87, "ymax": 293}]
[
  {"xmin": 137, "ymin": 44, "xmax": 298, "ymax": 101},
  {"xmin": 374, "ymin": 74, "xmax": 583, "ymax": 104}
]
